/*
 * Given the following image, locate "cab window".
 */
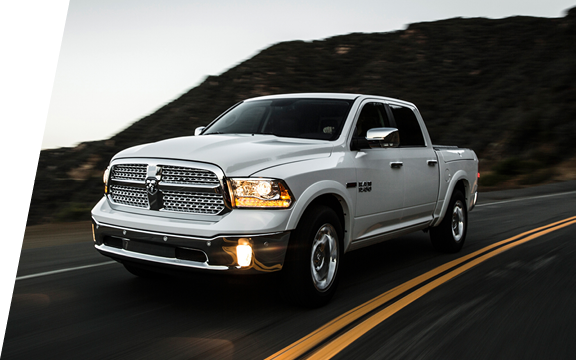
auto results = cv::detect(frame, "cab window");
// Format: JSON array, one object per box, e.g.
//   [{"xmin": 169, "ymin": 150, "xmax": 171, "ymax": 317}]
[
  {"xmin": 354, "ymin": 102, "xmax": 391, "ymax": 138},
  {"xmin": 389, "ymin": 104, "xmax": 425, "ymax": 147}
]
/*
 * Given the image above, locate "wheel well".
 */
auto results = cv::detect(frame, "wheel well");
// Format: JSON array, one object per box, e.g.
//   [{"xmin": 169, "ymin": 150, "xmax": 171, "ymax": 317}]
[
  {"xmin": 305, "ymin": 194, "xmax": 346, "ymax": 235},
  {"xmin": 453, "ymin": 179, "xmax": 472, "ymax": 209},
  {"xmin": 454, "ymin": 180, "xmax": 466, "ymax": 196}
]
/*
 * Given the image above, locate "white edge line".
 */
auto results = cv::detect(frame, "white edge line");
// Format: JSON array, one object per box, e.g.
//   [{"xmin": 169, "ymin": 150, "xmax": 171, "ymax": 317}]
[
  {"xmin": 476, "ymin": 190, "xmax": 576, "ymax": 208},
  {"xmin": 16, "ymin": 261, "xmax": 117, "ymax": 281}
]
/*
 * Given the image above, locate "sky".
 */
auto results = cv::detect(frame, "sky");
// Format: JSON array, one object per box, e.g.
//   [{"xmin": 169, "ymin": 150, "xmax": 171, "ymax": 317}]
[
  {"xmin": 1, "ymin": 0, "xmax": 575, "ymax": 349},
  {"xmin": 42, "ymin": 0, "xmax": 576, "ymax": 150}
]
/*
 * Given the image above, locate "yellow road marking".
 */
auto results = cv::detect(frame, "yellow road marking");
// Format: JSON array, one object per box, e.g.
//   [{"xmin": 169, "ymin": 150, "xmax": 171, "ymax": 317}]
[
  {"xmin": 266, "ymin": 216, "xmax": 576, "ymax": 360},
  {"xmin": 308, "ymin": 217, "xmax": 576, "ymax": 359}
]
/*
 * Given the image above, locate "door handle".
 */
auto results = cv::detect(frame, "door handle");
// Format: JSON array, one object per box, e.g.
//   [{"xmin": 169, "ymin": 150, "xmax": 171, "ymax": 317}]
[
  {"xmin": 427, "ymin": 160, "xmax": 438, "ymax": 166},
  {"xmin": 390, "ymin": 162, "xmax": 403, "ymax": 169}
]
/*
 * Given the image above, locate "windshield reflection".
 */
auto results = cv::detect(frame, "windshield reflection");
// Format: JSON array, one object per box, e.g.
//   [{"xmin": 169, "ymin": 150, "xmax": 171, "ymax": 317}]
[{"xmin": 203, "ymin": 98, "xmax": 353, "ymax": 141}]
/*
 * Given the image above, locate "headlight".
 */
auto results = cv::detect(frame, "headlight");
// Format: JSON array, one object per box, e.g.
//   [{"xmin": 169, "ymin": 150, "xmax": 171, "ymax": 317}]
[
  {"xmin": 103, "ymin": 166, "xmax": 110, "ymax": 194},
  {"xmin": 227, "ymin": 178, "xmax": 293, "ymax": 208}
]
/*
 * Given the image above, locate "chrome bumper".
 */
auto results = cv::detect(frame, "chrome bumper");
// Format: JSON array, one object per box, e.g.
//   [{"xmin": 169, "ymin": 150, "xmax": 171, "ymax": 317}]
[{"xmin": 92, "ymin": 218, "xmax": 290, "ymax": 274}]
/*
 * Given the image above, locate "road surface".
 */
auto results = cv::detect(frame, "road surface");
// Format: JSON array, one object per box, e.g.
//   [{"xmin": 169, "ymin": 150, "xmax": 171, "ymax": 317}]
[{"xmin": 3, "ymin": 181, "xmax": 576, "ymax": 359}]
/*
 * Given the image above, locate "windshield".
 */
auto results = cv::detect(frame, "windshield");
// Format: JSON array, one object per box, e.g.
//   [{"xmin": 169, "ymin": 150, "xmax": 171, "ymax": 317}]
[{"xmin": 203, "ymin": 98, "xmax": 354, "ymax": 140}]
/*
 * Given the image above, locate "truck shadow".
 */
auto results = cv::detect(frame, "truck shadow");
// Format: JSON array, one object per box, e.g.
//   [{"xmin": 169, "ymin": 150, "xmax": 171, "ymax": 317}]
[{"xmin": 110, "ymin": 231, "xmax": 441, "ymax": 311}]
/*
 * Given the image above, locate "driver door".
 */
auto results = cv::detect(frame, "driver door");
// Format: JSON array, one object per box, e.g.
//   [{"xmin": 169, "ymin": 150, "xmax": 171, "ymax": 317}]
[{"xmin": 351, "ymin": 101, "xmax": 405, "ymax": 242}]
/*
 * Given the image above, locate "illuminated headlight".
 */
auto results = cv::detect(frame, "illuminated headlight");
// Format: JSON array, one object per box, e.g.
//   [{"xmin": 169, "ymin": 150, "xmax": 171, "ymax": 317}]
[
  {"xmin": 227, "ymin": 178, "xmax": 293, "ymax": 208},
  {"xmin": 103, "ymin": 166, "xmax": 110, "ymax": 194}
]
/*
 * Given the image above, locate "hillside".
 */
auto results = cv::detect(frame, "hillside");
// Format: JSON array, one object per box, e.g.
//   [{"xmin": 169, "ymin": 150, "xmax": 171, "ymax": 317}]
[{"xmin": 29, "ymin": 8, "xmax": 576, "ymax": 225}]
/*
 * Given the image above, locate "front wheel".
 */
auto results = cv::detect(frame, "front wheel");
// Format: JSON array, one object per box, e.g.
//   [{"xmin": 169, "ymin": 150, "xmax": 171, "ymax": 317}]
[
  {"xmin": 430, "ymin": 189, "xmax": 467, "ymax": 253},
  {"xmin": 282, "ymin": 205, "xmax": 343, "ymax": 308}
]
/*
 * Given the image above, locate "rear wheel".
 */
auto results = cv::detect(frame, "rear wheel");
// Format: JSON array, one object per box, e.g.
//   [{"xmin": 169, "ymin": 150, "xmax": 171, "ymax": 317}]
[
  {"xmin": 430, "ymin": 189, "xmax": 467, "ymax": 253},
  {"xmin": 282, "ymin": 205, "xmax": 343, "ymax": 308}
]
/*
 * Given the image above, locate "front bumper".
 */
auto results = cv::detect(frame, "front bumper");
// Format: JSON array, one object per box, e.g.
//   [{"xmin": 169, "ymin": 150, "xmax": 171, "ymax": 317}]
[{"xmin": 92, "ymin": 218, "xmax": 290, "ymax": 274}]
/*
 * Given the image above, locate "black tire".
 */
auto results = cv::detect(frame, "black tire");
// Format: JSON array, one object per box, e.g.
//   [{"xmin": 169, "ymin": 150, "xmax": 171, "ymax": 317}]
[
  {"xmin": 282, "ymin": 205, "xmax": 343, "ymax": 308},
  {"xmin": 430, "ymin": 189, "xmax": 467, "ymax": 253}
]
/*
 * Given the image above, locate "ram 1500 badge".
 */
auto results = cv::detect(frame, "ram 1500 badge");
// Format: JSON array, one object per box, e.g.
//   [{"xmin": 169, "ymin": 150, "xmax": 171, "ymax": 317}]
[{"xmin": 92, "ymin": 93, "xmax": 479, "ymax": 307}]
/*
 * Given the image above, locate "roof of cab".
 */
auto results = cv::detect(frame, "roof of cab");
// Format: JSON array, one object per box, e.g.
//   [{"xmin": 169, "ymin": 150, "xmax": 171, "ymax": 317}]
[{"xmin": 243, "ymin": 93, "xmax": 415, "ymax": 108}]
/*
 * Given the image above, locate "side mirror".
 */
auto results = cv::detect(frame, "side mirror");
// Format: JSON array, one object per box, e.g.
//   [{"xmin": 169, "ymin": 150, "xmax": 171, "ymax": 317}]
[
  {"xmin": 366, "ymin": 128, "xmax": 400, "ymax": 148},
  {"xmin": 194, "ymin": 126, "xmax": 206, "ymax": 136}
]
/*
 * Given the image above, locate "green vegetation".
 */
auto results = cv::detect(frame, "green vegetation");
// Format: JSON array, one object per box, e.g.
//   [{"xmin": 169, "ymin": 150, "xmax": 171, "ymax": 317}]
[
  {"xmin": 53, "ymin": 202, "xmax": 96, "ymax": 222},
  {"xmin": 28, "ymin": 8, "xmax": 576, "ymax": 225},
  {"xmin": 479, "ymin": 157, "xmax": 556, "ymax": 187}
]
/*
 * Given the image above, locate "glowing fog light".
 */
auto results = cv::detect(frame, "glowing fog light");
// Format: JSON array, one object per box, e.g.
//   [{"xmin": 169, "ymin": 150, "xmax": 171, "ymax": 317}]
[{"xmin": 236, "ymin": 239, "xmax": 253, "ymax": 267}]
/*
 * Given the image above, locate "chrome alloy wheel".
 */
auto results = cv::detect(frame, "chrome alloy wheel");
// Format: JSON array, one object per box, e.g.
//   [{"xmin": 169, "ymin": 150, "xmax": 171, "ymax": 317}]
[
  {"xmin": 310, "ymin": 223, "xmax": 339, "ymax": 292},
  {"xmin": 451, "ymin": 200, "xmax": 465, "ymax": 242}
]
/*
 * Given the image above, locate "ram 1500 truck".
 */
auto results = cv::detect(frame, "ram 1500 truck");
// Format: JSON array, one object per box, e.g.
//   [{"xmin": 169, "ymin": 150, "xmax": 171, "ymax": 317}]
[{"xmin": 91, "ymin": 93, "xmax": 479, "ymax": 307}]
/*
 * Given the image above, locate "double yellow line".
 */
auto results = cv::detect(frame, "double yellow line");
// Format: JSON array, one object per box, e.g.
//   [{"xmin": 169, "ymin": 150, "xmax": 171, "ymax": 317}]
[{"xmin": 267, "ymin": 216, "xmax": 576, "ymax": 360}]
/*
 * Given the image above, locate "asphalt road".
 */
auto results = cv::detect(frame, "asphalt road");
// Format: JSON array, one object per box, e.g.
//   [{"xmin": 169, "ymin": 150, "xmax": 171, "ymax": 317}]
[{"xmin": 3, "ymin": 181, "xmax": 576, "ymax": 359}]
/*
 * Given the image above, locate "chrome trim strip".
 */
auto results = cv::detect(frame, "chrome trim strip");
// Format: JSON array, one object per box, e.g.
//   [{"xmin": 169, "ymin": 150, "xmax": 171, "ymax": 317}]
[
  {"xmin": 109, "ymin": 178, "xmax": 147, "ymax": 185},
  {"xmin": 110, "ymin": 158, "xmax": 226, "ymax": 180},
  {"xmin": 349, "ymin": 220, "xmax": 430, "ymax": 251},
  {"xmin": 157, "ymin": 182, "xmax": 221, "ymax": 190},
  {"xmin": 95, "ymin": 243, "xmax": 231, "ymax": 271},
  {"xmin": 469, "ymin": 191, "xmax": 478, "ymax": 211}
]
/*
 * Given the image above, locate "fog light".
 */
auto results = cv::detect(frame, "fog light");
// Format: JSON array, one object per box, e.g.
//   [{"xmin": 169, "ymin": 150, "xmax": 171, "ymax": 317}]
[{"xmin": 237, "ymin": 239, "xmax": 253, "ymax": 267}]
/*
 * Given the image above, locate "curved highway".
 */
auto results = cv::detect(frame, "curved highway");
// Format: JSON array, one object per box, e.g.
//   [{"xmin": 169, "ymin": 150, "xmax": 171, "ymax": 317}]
[{"xmin": 3, "ymin": 181, "xmax": 576, "ymax": 359}]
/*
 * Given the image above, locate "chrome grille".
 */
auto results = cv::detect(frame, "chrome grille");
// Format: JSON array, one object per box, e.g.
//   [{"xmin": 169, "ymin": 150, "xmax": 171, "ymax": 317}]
[
  {"xmin": 107, "ymin": 162, "xmax": 226, "ymax": 215},
  {"xmin": 162, "ymin": 190, "xmax": 225, "ymax": 214},
  {"xmin": 109, "ymin": 185, "xmax": 149, "ymax": 208},
  {"xmin": 111, "ymin": 164, "xmax": 147, "ymax": 182},
  {"xmin": 160, "ymin": 165, "xmax": 220, "ymax": 186}
]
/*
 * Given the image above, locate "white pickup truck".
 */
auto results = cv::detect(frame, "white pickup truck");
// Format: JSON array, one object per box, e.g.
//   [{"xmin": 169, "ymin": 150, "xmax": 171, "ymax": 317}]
[{"xmin": 91, "ymin": 93, "xmax": 478, "ymax": 307}]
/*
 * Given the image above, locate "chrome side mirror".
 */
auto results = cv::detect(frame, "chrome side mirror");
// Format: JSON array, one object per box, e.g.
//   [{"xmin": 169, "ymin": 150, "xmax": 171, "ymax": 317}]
[
  {"xmin": 194, "ymin": 126, "xmax": 206, "ymax": 136},
  {"xmin": 366, "ymin": 127, "xmax": 400, "ymax": 148}
]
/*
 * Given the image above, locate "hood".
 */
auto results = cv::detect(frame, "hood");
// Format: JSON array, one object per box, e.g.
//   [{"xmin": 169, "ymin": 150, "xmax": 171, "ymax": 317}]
[{"xmin": 113, "ymin": 134, "xmax": 334, "ymax": 176}]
